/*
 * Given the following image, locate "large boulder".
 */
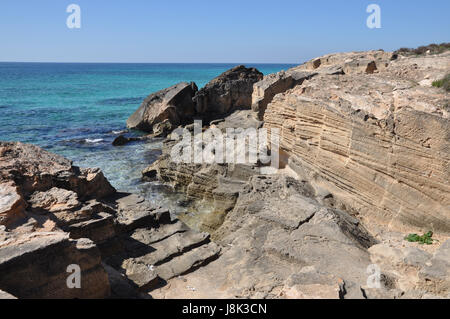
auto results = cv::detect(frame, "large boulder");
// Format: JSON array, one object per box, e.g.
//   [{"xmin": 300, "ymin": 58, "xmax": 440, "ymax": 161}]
[
  {"xmin": 127, "ymin": 82, "xmax": 198, "ymax": 133},
  {"xmin": 194, "ymin": 65, "xmax": 263, "ymax": 116}
]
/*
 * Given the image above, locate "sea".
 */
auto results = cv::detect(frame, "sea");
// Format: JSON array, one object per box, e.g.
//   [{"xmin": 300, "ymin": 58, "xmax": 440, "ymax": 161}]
[{"xmin": 0, "ymin": 63, "xmax": 295, "ymax": 206}]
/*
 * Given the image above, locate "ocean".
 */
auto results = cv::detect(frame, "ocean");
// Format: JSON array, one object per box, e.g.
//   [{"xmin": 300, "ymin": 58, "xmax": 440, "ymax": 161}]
[{"xmin": 0, "ymin": 62, "xmax": 295, "ymax": 205}]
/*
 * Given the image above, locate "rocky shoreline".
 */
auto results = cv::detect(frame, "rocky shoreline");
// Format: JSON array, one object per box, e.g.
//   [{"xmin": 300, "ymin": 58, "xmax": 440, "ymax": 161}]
[{"xmin": 1, "ymin": 47, "xmax": 449, "ymax": 299}]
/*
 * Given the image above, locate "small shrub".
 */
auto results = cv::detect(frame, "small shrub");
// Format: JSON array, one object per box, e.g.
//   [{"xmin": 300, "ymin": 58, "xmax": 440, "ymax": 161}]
[
  {"xmin": 405, "ymin": 231, "xmax": 434, "ymax": 245},
  {"xmin": 432, "ymin": 74, "xmax": 450, "ymax": 92},
  {"xmin": 394, "ymin": 43, "xmax": 450, "ymax": 56}
]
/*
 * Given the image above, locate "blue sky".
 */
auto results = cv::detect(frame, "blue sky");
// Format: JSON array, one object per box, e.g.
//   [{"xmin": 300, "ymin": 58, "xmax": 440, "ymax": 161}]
[{"xmin": 0, "ymin": 0, "xmax": 448, "ymax": 63}]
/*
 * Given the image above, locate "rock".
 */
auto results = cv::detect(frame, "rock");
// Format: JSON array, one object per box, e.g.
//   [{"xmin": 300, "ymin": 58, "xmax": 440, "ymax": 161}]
[
  {"xmin": 0, "ymin": 142, "xmax": 73, "ymax": 195},
  {"xmin": 0, "ymin": 182, "xmax": 26, "ymax": 226},
  {"xmin": 114, "ymin": 194, "xmax": 171, "ymax": 233},
  {"xmin": 160, "ymin": 175, "xmax": 377, "ymax": 299},
  {"xmin": 142, "ymin": 164, "xmax": 159, "ymax": 181},
  {"xmin": 127, "ymin": 82, "xmax": 197, "ymax": 133},
  {"xmin": 0, "ymin": 233, "xmax": 110, "ymax": 299},
  {"xmin": 251, "ymin": 70, "xmax": 316, "ymax": 120},
  {"xmin": 193, "ymin": 65, "xmax": 263, "ymax": 116},
  {"xmin": 0, "ymin": 289, "xmax": 16, "ymax": 299},
  {"xmin": 113, "ymin": 135, "xmax": 145, "ymax": 146},
  {"xmin": 264, "ymin": 51, "xmax": 450, "ymax": 234},
  {"xmin": 29, "ymin": 187, "xmax": 81, "ymax": 214},
  {"xmin": 153, "ymin": 119, "xmax": 174, "ymax": 137},
  {"xmin": 155, "ymin": 243, "xmax": 221, "ymax": 281},
  {"xmin": 282, "ymin": 268, "xmax": 345, "ymax": 299},
  {"xmin": 361, "ymin": 287, "xmax": 404, "ymax": 299},
  {"xmin": 297, "ymin": 50, "xmax": 394, "ymax": 75},
  {"xmin": 418, "ymin": 240, "xmax": 450, "ymax": 294},
  {"xmin": 77, "ymin": 168, "xmax": 116, "ymax": 200},
  {"xmin": 67, "ymin": 212, "xmax": 116, "ymax": 244},
  {"xmin": 0, "ymin": 141, "xmax": 225, "ymax": 299},
  {"xmin": 369, "ymin": 244, "xmax": 405, "ymax": 266},
  {"xmin": 283, "ymin": 284, "xmax": 341, "ymax": 299},
  {"xmin": 403, "ymin": 247, "xmax": 432, "ymax": 268},
  {"xmin": 112, "ymin": 135, "xmax": 129, "ymax": 146},
  {"xmin": 102, "ymin": 263, "xmax": 150, "ymax": 299},
  {"xmin": 0, "ymin": 142, "xmax": 115, "ymax": 200}
]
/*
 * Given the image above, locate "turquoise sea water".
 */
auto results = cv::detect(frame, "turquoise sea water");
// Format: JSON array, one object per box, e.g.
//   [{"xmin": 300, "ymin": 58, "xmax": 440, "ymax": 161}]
[{"xmin": 0, "ymin": 63, "xmax": 294, "ymax": 202}]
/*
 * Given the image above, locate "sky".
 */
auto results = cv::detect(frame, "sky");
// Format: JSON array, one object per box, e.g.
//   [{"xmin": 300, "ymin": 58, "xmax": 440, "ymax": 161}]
[{"xmin": 0, "ymin": 0, "xmax": 449, "ymax": 63}]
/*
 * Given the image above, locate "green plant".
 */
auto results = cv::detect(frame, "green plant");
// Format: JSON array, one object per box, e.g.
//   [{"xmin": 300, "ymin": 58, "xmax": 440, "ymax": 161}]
[
  {"xmin": 405, "ymin": 231, "xmax": 434, "ymax": 245},
  {"xmin": 432, "ymin": 74, "xmax": 450, "ymax": 92}
]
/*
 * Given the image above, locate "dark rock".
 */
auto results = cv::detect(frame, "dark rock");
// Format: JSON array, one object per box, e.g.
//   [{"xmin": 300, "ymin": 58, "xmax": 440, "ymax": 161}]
[
  {"xmin": 193, "ymin": 65, "xmax": 263, "ymax": 116},
  {"xmin": 113, "ymin": 135, "xmax": 131, "ymax": 146}
]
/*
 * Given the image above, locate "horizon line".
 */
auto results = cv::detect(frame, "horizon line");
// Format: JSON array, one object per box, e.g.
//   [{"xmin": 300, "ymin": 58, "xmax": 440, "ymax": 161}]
[{"xmin": 0, "ymin": 61, "xmax": 300, "ymax": 65}]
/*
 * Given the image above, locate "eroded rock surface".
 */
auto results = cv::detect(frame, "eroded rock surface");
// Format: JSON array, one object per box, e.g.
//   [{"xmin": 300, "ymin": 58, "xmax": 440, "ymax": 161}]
[{"xmin": 263, "ymin": 51, "xmax": 450, "ymax": 234}]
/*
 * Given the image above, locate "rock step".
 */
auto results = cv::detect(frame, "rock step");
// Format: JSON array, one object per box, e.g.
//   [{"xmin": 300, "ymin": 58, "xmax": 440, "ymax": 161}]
[
  {"xmin": 155, "ymin": 242, "xmax": 221, "ymax": 281},
  {"xmin": 113, "ymin": 193, "xmax": 172, "ymax": 234},
  {"xmin": 123, "ymin": 230, "xmax": 210, "ymax": 267},
  {"xmin": 67, "ymin": 212, "xmax": 116, "ymax": 243},
  {"xmin": 126, "ymin": 221, "xmax": 189, "ymax": 246}
]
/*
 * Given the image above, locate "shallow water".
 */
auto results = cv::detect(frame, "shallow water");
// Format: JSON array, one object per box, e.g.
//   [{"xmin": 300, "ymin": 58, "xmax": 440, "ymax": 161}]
[{"xmin": 0, "ymin": 62, "xmax": 294, "ymax": 206}]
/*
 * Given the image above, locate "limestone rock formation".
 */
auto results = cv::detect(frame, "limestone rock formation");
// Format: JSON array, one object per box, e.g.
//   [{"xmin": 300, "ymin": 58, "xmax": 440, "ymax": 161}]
[
  {"xmin": 127, "ymin": 82, "xmax": 198, "ymax": 133},
  {"xmin": 263, "ymin": 51, "xmax": 450, "ymax": 235},
  {"xmin": 194, "ymin": 65, "xmax": 263, "ymax": 116},
  {"xmin": 144, "ymin": 48, "xmax": 449, "ymax": 299},
  {"xmin": 252, "ymin": 70, "xmax": 316, "ymax": 120}
]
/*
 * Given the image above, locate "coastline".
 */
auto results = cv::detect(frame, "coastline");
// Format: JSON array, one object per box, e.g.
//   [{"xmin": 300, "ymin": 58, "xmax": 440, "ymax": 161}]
[{"xmin": 1, "ymin": 48, "xmax": 449, "ymax": 299}]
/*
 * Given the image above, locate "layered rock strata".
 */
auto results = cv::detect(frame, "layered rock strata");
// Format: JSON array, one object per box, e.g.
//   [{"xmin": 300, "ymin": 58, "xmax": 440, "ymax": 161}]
[{"xmin": 263, "ymin": 50, "xmax": 450, "ymax": 234}]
